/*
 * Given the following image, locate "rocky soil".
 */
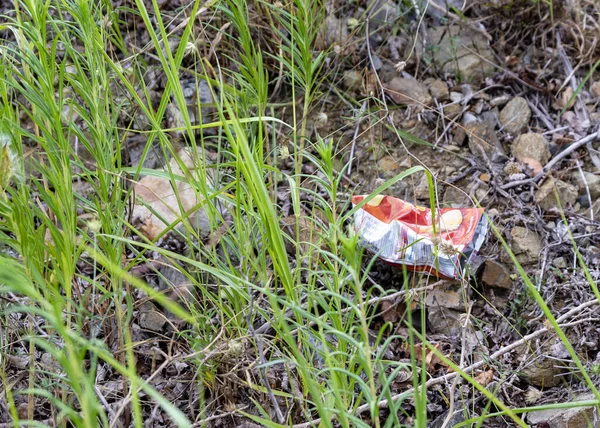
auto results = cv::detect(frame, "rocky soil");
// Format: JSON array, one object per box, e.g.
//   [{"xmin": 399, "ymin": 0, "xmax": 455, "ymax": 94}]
[{"xmin": 2, "ymin": 0, "xmax": 600, "ymax": 426}]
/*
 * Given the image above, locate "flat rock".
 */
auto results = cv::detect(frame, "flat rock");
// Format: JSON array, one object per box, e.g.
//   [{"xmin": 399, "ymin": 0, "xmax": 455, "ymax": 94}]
[
  {"xmin": 465, "ymin": 121, "xmax": 506, "ymax": 162},
  {"xmin": 368, "ymin": 0, "xmax": 400, "ymax": 28},
  {"xmin": 511, "ymin": 133, "xmax": 551, "ymax": 164},
  {"xmin": 428, "ymin": 79, "xmax": 449, "ymax": 101},
  {"xmin": 317, "ymin": 16, "xmax": 348, "ymax": 49},
  {"xmin": 343, "ymin": 70, "xmax": 362, "ymax": 92},
  {"xmin": 384, "ymin": 77, "xmax": 433, "ymax": 106},
  {"xmin": 500, "ymin": 97, "xmax": 531, "ymax": 135},
  {"xmin": 520, "ymin": 356, "xmax": 563, "ymax": 387},
  {"xmin": 424, "ymin": 281, "xmax": 467, "ymax": 310},
  {"xmin": 138, "ymin": 304, "xmax": 167, "ymax": 332},
  {"xmin": 534, "ymin": 177, "xmax": 578, "ymax": 211},
  {"xmin": 591, "ymin": 81, "xmax": 600, "ymax": 98},
  {"xmin": 508, "ymin": 226, "xmax": 541, "ymax": 265},
  {"xmin": 481, "ymin": 260, "xmax": 512, "ymax": 289},
  {"xmin": 132, "ymin": 148, "xmax": 220, "ymax": 240},
  {"xmin": 526, "ymin": 393, "xmax": 596, "ymax": 428},
  {"xmin": 426, "ymin": 25, "xmax": 495, "ymax": 84},
  {"xmin": 427, "ymin": 306, "xmax": 463, "ymax": 336},
  {"xmin": 572, "ymin": 171, "xmax": 600, "ymax": 199},
  {"xmin": 430, "ymin": 407, "xmax": 472, "ymax": 428}
]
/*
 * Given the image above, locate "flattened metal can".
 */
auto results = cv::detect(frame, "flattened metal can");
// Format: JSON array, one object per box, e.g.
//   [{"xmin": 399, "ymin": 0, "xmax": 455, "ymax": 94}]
[{"xmin": 352, "ymin": 195, "xmax": 488, "ymax": 279}]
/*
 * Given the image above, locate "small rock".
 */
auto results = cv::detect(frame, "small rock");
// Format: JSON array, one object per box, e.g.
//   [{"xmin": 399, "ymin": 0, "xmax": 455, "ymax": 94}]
[
  {"xmin": 552, "ymin": 257, "xmax": 567, "ymax": 269},
  {"xmin": 426, "ymin": 25, "xmax": 495, "ymax": 84},
  {"xmin": 534, "ymin": 177, "xmax": 578, "ymax": 211},
  {"xmin": 520, "ymin": 358, "xmax": 562, "ymax": 387},
  {"xmin": 572, "ymin": 171, "xmax": 600, "ymax": 199},
  {"xmin": 443, "ymin": 185, "xmax": 470, "ymax": 207},
  {"xmin": 384, "ymin": 77, "xmax": 433, "ymax": 106},
  {"xmin": 343, "ymin": 70, "xmax": 363, "ymax": 92},
  {"xmin": 526, "ymin": 394, "xmax": 595, "ymax": 427},
  {"xmin": 424, "ymin": 281, "xmax": 467, "ymax": 310},
  {"xmin": 445, "ymin": 103, "xmax": 463, "ymax": 120},
  {"xmin": 425, "ymin": 0, "xmax": 465, "ymax": 19},
  {"xmin": 318, "ymin": 16, "xmax": 348, "ymax": 49},
  {"xmin": 368, "ymin": 0, "xmax": 400, "ymax": 28},
  {"xmin": 132, "ymin": 148, "xmax": 222, "ymax": 240},
  {"xmin": 521, "ymin": 157, "xmax": 543, "ymax": 175},
  {"xmin": 449, "ymin": 91, "xmax": 463, "ymax": 103},
  {"xmin": 509, "ymin": 226, "xmax": 541, "ymax": 265},
  {"xmin": 430, "ymin": 407, "xmax": 471, "ymax": 428},
  {"xmin": 428, "ymin": 306, "xmax": 463, "ymax": 336},
  {"xmin": 414, "ymin": 172, "xmax": 433, "ymax": 200},
  {"xmin": 465, "ymin": 121, "xmax": 506, "ymax": 162},
  {"xmin": 428, "ymin": 79, "xmax": 449, "ymax": 101},
  {"xmin": 500, "ymin": 97, "xmax": 531, "ymax": 135},
  {"xmin": 591, "ymin": 81, "xmax": 600, "ymax": 98},
  {"xmin": 139, "ymin": 304, "xmax": 167, "ymax": 332},
  {"xmin": 481, "ymin": 260, "xmax": 512, "ymax": 289},
  {"xmin": 511, "ymin": 133, "xmax": 551, "ymax": 164},
  {"xmin": 378, "ymin": 155, "xmax": 399, "ymax": 176},
  {"xmin": 490, "ymin": 94, "xmax": 511, "ymax": 107}
]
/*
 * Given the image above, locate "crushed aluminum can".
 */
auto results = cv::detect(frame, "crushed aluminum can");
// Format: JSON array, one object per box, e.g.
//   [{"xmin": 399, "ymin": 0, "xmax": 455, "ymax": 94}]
[{"xmin": 352, "ymin": 195, "xmax": 488, "ymax": 279}]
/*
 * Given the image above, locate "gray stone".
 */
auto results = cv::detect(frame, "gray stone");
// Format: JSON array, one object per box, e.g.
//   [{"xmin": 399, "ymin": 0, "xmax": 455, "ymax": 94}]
[
  {"xmin": 591, "ymin": 81, "xmax": 600, "ymax": 98},
  {"xmin": 139, "ymin": 304, "xmax": 167, "ymax": 332},
  {"xmin": 572, "ymin": 171, "xmax": 600, "ymax": 199},
  {"xmin": 368, "ymin": 0, "xmax": 400, "ymax": 28},
  {"xmin": 343, "ymin": 70, "xmax": 363, "ymax": 92},
  {"xmin": 511, "ymin": 133, "xmax": 551, "ymax": 164},
  {"xmin": 520, "ymin": 355, "xmax": 563, "ymax": 388},
  {"xmin": 449, "ymin": 91, "xmax": 463, "ymax": 103},
  {"xmin": 481, "ymin": 260, "xmax": 512, "ymax": 289},
  {"xmin": 318, "ymin": 16, "xmax": 348, "ymax": 48},
  {"xmin": 552, "ymin": 257, "xmax": 567, "ymax": 269},
  {"xmin": 500, "ymin": 97, "xmax": 531, "ymax": 135},
  {"xmin": 508, "ymin": 226, "xmax": 541, "ymax": 265},
  {"xmin": 425, "ymin": 0, "xmax": 465, "ymax": 19},
  {"xmin": 465, "ymin": 121, "xmax": 506, "ymax": 163},
  {"xmin": 384, "ymin": 77, "xmax": 433, "ymax": 106},
  {"xmin": 526, "ymin": 394, "xmax": 596, "ymax": 428},
  {"xmin": 424, "ymin": 281, "xmax": 467, "ymax": 310},
  {"xmin": 535, "ymin": 177, "xmax": 578, "ymax": 211},
  {"xmin": 428, "ymin": 306, "xmax": 463, "ymax": 336},
  {"xmin": 430, "ymin": 407, "xmax": 471, "ymax": 428},
  {"xmin": 426, "ymin": 25, "xmax": 495, "ymax": 84},
  {"xmin": 428, "ymin": 79, "xmax": 449, "ymax": 101}
]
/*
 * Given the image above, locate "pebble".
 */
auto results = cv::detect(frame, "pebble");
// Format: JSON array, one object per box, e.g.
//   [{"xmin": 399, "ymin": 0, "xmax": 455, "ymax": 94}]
[
  {"xmin": 424, "ymin": 281, "xmax": 466, "ymax": 309},
  {"xmin": 534, "ymin": 177, "xmax": 578, "ymax": 211},
  {"xmin": 318, "ymin": 16, "xmax": 348, "ymax": 48},
  {"xmin": 572, "ymin": 170, "xmax": 600, "ymax": 199},
  {"xmin": 507, "ymin": 226, "xmax": 542, "ymax": 265},
  {"xmin": 427, "ymin": 306, "xmax": 463, "ymax": 336},
  {"xmin": 591, "ymin": 81, "xmax": 600, "ymax": 98},
  {"xmin": 427, "ymin": 25, "xmax": 495, "ymax": 84},
  {"xmin": 500, "ymin": 97, "xmax": 531, "ymax": 135},
  {"xmin": 527, "ymin": 393, "xmax": 595, "ymax": 428},
  {"xmin": 511, "ymin": 132, "xmax": 551, "ymax": 164},
  {"xmin": 552, "ymin": 257, "xmax": 567, "ymax": 269},
  {"xmin": 384, "ymin": 77, "xmax": 433, "ymax": 106},
  {"xmin": 428, "ymin": 79, "xmax": 449, "ymax": 101},
  {"xmin": 465, "ymin": 121, "xmax": 506, "ymax": 163},
  {"xmin": 343, "ymin": 70, "xmax": 363, "ymax": 92},
  {"xmin": 481, "ymin": 260, "xmax": 512, "ymax": 289},
  {"xmin": 138, "ymin": 304, "xmax": 167, "ymax": 332}
]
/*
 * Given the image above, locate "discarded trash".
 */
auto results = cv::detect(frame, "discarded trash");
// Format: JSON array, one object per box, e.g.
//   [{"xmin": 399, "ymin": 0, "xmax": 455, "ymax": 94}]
[{"xmin": 352, "ymin": 195, "xmax": 488, "ymax": 279}]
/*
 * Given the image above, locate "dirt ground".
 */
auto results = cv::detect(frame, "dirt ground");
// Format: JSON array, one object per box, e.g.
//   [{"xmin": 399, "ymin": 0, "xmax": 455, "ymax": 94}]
[{"xmin": 2, "ymin": 0, "xmax": 600, "ymax": 426}]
